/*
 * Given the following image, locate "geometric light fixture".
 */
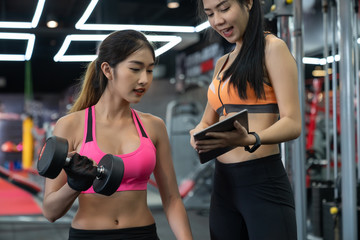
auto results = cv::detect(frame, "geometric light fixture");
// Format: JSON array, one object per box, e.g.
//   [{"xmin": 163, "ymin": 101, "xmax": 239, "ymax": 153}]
[
  {"xmin": 0, "ymin": 33, "xmax": 36, "ymax": 61},
  {"xmin": 75, "ymin": 0, "xmax": 209, "ymax": 33},
  {"xmin": 76, "ymin": 23, "xmax": 197, "ymax": 33},
  {"xmin": 195, "ymin": 21, "xmax": 210, "ymax": 32},
  {"xmin": 0, "ymin": 0, "xmax": 45, "ymax": 29},
  {"xmin": 53, "ymin": 34, "xmax": 182, "ymax": 62},
  {"xmin": 53, "ymin": 0, "xmax": 209, "ymax": 62}
]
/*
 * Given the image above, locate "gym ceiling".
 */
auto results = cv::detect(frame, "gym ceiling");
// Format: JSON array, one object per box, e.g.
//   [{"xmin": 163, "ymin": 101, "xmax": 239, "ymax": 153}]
[{"xmin": 0, "ymin": 0, "xmax": 328, "ymax": 94}]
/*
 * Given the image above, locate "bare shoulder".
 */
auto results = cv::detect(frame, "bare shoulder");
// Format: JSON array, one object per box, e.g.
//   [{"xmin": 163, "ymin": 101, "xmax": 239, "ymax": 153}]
[
  {"xmin": 216, "ymin": 53, "xmax": 230, "ymax": 64},
  {"xmin": 214, "ymin": 53, "xmax": 230, "ymax": 73},
  {"xmin": 134, "ymin": 110, "xmax": 167, "ymax": 143},
  {"xmin": 135, "ymin": 111, "xmax": 165, "ymax": 130},
  {"xmin": 265, "ymin": 34, "xmax": 292, "ymax": 57},
  {"xmin": 53, "ymin": 110, "xmax": 85, "ymax": 149},
  {"xmin": 54, "ymin": 110, "xmax": 83, "ymax": 131}
]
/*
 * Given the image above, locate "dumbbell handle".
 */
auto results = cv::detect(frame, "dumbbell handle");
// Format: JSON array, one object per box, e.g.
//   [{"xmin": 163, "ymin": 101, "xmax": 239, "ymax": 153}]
[
  {"xmin": 64, "ymin": 157, "xmax": 71, "ymax": 167},
  {"xmin": 96, "ymin": 166, "xmax": 105, "ymax": 179},
  {"xmin": 65, "ymin": 157, "xmax": 106, "ymax": 179}
]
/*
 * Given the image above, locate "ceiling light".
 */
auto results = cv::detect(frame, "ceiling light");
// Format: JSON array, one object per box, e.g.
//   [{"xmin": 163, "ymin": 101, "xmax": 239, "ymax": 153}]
[
  {"xmin": 312, "ymin": 68, "xmax": 333, "ymax": 77},
  {"xmin": 167, "ymin": 0, "xmax": 180, "ymax": 9},
  {"xmin": 195, "ymin": 21, "xmax": 210, "ymax": 32},
  {"xmin": 0, "ymin": 0, "xmax": 45, "ymax": 29},
  {"xmin": 31, "ymin": 0, "xmax": 46, "ymax": 28},
  {"xmin": 302, "ymin": 55, "xmax": 340, "ymax": 65},
  {"xmin": 53, "ymin": 34, "xmax": 182, "ymax": 62},
  {"xmin": 76, "ymin": 23, "xmax": 195, "ymax": 33},
  {"xmin": 46, "ymin": 20, "xmax": 58, "ymax": 28},
  {"xmin": 0, "ymin": 33, "xmax": 36, "ymax": 61},
  {"xmin": 75, "ymin": 0, "xmax": 99, "ymax": 29}
]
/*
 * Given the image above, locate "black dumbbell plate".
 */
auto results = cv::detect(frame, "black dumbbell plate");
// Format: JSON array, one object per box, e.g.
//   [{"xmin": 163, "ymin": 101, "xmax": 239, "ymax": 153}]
[
  {"xmin": 37, "ymin": 136, "xmax": 68, "ymax": 179},
  {"xmin": 93, "ymin": 154, "xmax": 124, "ymax": 196}
]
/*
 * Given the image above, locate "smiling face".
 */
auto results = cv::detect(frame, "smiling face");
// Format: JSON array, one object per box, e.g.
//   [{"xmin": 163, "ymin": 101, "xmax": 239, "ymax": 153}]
[
  {"xmin": 103, "ymin": 47, "xmax": 155, "ymax": 104},
  {"xmin": 203, "ymin": 0, "xmax": 252, "ymax": 44}
]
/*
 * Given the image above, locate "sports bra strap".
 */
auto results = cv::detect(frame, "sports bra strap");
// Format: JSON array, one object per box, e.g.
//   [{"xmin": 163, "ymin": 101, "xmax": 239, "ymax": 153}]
[
  {"xmin": 132, "ymin": 109, "xmax": 148, "ymax": 138},
  {"xmin": 85, "ymin": 106, "xmax": 93, "ymax": 143},
  {"xmin": 84, "ymin": 107, "xmax": 149, "ymax": 143}
]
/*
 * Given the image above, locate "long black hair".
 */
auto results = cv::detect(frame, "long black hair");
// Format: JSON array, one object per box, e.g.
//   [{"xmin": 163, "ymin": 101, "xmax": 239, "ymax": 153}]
[{"xmin": 197, "ymin": 0, "xmax": 266, "ymax": 99}]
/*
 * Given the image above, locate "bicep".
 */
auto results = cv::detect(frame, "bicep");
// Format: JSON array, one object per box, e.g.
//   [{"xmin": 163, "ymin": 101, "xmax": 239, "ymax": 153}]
[
  {"xmin": 199, "ymin": 102, "xmax": 219, "ymax": 128},
  {"xmin": 43, "ymin": 118, "xmax": 74, "ymax": 197},
  {"xmin": 152, "ymin": 119, "xmax": 180, "ymax": 200}
]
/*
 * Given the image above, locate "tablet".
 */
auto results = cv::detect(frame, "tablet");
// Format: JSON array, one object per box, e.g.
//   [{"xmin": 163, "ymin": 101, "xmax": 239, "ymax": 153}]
[{"xmin": 193, "ymin": 109, "xmax": 248, "ymax": 164}]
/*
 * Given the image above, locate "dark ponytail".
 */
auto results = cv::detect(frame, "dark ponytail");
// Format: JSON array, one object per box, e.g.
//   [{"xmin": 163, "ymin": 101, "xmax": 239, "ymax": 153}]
[{"xmin": 69, "ymin": 60, "xmax": 107, "ymax": 113}]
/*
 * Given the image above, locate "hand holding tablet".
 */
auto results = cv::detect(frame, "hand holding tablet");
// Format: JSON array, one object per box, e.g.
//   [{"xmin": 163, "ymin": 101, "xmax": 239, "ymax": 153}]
[{"xmin": 193, "ymin": 109, "xmax": 249, "ymax": 164}]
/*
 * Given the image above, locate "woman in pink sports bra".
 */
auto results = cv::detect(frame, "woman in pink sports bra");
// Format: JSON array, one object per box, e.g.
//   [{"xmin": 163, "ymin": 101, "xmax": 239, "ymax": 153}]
[{"xmin": 41, "ymin": 30, "xmax": 193, "ymax": 240}]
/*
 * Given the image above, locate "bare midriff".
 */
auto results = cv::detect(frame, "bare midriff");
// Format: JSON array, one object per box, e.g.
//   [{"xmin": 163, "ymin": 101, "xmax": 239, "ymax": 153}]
[
  {"xmin": 72, "ymin": 190, "xmax": 155, "ymax": 230},
  {"xmin": 216, "ymin": 112, "xmax": 280, "ymax": 164}
]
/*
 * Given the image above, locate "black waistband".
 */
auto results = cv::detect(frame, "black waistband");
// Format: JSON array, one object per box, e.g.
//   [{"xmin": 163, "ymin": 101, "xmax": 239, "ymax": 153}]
[
  {"xmin": 214, "ymin": 154, "xmax": 286, "ymax": 186},
  {"xmin": 69, "ymin": 223, "xmax": 159, "ymax": 240}
]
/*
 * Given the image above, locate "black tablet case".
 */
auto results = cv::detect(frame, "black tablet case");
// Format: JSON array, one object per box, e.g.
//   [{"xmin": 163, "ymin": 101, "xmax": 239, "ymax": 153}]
[{"xmin": 193, "ymin": 109, "xmax": 249, "ymax": 164}]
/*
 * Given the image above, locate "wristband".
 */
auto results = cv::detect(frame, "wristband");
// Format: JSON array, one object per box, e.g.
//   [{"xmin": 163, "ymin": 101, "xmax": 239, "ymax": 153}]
[{"xmin": 244, "ymin": 132, "xmax": 261, "ymax": 153}]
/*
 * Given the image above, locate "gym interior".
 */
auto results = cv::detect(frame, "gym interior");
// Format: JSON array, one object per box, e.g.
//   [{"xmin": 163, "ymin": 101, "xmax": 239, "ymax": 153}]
[{"xmin": 0, "ymin": 0, "xmax": 359, "ymax": 239}]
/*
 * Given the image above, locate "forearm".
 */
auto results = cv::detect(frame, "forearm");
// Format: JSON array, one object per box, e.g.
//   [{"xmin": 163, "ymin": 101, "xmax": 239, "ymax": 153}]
[
  {"xmin": 192, "ymin": 121, "xmax": 209, "ymax": 133},
  {"xmin": 164, "ymin": 197, "xmax": 193, "ymax": 240},
  {"xmin": 257, "ymin": 116, "xmax": 301, "ymax": 145},
  {"xmin": 42, "ymin": 183, "xmax": 80, "ymax": 222},
  {"xmin": 193, "ymin": 103, "xmax": 219, "ymax": 132}
]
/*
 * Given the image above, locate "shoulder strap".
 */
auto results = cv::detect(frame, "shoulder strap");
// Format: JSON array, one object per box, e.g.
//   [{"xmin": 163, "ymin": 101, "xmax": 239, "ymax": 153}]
[
  {"xmin": 85, "ymin": 106, "xmax": 93, "ymax": 143},
  {"xmin": 132, "ymin": 109, "xmax": 148, "ymax": 138}
]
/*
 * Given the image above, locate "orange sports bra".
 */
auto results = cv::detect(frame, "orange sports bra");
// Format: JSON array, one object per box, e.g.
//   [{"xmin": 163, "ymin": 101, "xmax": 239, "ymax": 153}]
[{"xmin": 208, "ymin": 53, "xmax": 279, "ymax": 116}]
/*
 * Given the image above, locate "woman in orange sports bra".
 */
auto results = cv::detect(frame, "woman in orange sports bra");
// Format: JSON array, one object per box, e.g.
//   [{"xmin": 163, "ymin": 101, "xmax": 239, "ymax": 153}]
[
  {"xmin": 41, "ymin": 30, "xmax": 193, "ymax": 240},
  {"xmin": 190, "ymin": 0, "xmax": 301, "ymax": 239}
]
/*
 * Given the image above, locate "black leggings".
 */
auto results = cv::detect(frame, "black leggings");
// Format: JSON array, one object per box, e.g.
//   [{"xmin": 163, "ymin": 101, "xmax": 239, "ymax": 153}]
[
  {"xmin": 68, "ymin": 223, "xmax": 160, "ymax": 240},
  {"xmin": 210, "ymin": 154, "xmax": 297, "ymax": 240}
]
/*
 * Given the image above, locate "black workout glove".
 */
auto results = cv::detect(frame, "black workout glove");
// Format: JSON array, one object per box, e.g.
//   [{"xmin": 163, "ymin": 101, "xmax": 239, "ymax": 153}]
[{"xmin": 63, "ymin": 153, "xmax": 97, "ymax": 192}]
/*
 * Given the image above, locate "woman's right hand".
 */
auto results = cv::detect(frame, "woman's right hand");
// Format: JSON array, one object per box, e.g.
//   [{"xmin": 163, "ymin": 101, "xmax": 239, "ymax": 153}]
[
  {"xmin": 63, "ymin": 153, "xmax": 97, "ymax": 192},
  {"xmin": 189, "ymin": 103, "xmax": 219, "ymax": 152},
  {"xmin": 189, "ymin": 128, "xmax": 197, "ymax": 149},
  {"xmin": 189, "ymin": 126, "xmax": 205, "ymax": 150}
]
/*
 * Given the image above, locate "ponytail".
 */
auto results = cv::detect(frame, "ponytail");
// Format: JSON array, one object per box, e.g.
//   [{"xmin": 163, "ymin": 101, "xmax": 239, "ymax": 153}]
[{"xmin": 69, "ymin": 60, "xmax": 107, "ymax": 113}]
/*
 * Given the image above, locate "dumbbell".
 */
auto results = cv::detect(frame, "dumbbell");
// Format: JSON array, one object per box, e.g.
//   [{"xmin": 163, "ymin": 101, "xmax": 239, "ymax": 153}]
[{"xmin": 37, "ymin": 136, "xmax": 124, "ymax": 196}]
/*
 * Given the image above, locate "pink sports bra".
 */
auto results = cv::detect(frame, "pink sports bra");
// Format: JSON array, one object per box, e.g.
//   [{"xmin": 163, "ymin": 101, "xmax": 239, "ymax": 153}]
[{"xmin": 81, "ymin": 106, "xmax": 156, "ymax": 193}]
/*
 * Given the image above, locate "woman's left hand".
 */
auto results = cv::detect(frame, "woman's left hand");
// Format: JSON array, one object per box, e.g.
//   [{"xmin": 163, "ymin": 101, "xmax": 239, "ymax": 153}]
[{"xmin": 194, "ymin": 120, "xmax": 250, "ymax": 153}]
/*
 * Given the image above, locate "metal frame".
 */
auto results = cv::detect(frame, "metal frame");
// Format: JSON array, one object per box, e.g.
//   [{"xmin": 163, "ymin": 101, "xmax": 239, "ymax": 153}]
[{"xmin": 338, "ymin": 0, "xmax": 358, "ymax": 239}]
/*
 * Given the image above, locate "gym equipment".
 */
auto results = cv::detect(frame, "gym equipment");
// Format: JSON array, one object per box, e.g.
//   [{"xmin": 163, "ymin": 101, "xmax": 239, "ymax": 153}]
[
  {"xmin": 310, "ymin": 184, "xmax": 334, "ymax": 237},
  {"xmin": 322, "ymin": 201, "xmax": 360, "ymax": 240},
  {"xmin": 1, "ymin": 141, "xmax": 19, "ymax": 153},
  {"xmin": 37, "ymin": 136, "xmax": 124, "ymax": 196},
  {"xmin": 22, "ymin": 116, "xmax": 34, "ymax": 169},
  {"xmin": 0, "ymin": 165, "xmax": 41, "ymax": 195}
]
